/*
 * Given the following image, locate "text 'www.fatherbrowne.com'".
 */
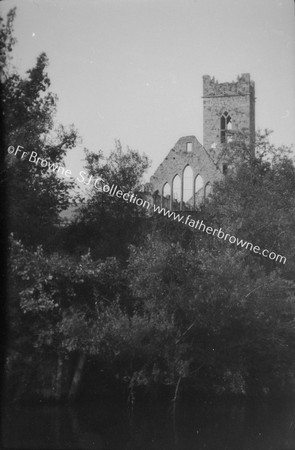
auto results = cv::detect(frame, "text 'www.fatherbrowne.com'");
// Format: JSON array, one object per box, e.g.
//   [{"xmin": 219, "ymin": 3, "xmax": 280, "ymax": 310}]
[
  {"xmin": 7, "ymin": 145, "xmax": 286, "ymax": 265},
  {"xmin": 153, "ymin": 204, "xmax": 286, "ymax": 265}
]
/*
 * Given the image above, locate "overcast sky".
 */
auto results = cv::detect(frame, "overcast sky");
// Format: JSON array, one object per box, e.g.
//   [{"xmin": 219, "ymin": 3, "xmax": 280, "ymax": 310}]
[{"xmin": 1, "ymin": 0, "xmax": 295, "ymax": 180}]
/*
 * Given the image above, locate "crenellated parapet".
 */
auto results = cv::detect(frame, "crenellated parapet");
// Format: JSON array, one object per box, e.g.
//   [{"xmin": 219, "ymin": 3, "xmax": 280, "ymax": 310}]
[{"xmin": 203, "ymin": 73, "xmax": 255, "ymax": 97}]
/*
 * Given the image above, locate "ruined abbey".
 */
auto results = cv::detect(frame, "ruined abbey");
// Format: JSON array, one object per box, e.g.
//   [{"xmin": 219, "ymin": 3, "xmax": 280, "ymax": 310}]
[{"xmin": 147, "ymin": 73, "xmax": 256, "ymax": 211}]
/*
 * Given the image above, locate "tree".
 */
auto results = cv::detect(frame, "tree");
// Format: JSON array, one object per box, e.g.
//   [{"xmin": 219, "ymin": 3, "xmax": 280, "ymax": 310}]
[
  {"xmin": 63, "ymin": 140, "xmax": 150, "ymax": 260},
  {"xmin": 0, "ymin": 7, "xmax": 16, "ymax": 83},
  {"xmin": 125, "ymin": 131, "xmax": 295, "ymax": 398},
  {"xmin": 126, "ymin": 229, "xmax": 295, "ymax": 397},
  {"xmin": 2, "ymin": 8, "xmax": 82, "ymax": 401},
  {"xmin": 1, "ymin": 9, "xmax": 79, "ymax": 249},
  {"xmin": 206, "ymin": 130, "xmax": 295, "ymax": 274},
  {"xmin": 7, "ymin": 235, "xmax": 127, "ymax": 401},
  {"xmin": 7, "ymin": 234, "xmax": 174, "ymax": 401}
]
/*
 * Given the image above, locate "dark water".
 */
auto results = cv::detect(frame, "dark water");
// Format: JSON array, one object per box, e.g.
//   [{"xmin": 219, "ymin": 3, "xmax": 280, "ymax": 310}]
[{"xmin": 1, "ymin": 398, "xmax": 295, "ymax": 449}]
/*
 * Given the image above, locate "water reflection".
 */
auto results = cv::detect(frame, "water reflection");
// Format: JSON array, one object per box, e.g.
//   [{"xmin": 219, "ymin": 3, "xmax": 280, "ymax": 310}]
[{"xmin": 2, "ymin": 399, "xmax": 295, "ymax": 449}]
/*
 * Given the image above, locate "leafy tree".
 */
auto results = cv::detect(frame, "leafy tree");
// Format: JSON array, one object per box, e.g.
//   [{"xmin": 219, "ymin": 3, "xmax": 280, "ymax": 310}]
[
  {"xmin": 1, "ymin": 8, "xmax": 79, "ymax": 249},
  {"xmin": 7, "ymin": 234, "xmax": 174, "ymax": 401},
  {"xmin": 2, "ymin": 9, "xmax": 154, "ymax": 403},
  {"xmin": 7, "ymin": 235, "xmax": 127, "ymax": 401},
  {"xmin": 206, "ymin": 130, "xmax": 295, "ymax": 274},
  {"xmin": 127, "ymin": 231, "xmax": 295, "ymax": 397},
  {"xmin": 0, "ymin": 7, "xmax": 16, "ymax": 82},
  {"xmin": 63, "ymin": 140, "xmax": 150, "ymax": 260},
  {"xmin": 125, "ymin": 132, "xmax": 295, "ymax": 398}
]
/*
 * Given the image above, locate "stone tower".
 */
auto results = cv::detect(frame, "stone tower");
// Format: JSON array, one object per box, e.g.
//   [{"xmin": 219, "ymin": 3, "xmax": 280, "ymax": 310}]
[
  {"xmin": 147, "ymin": 74, "xmax": 256, "ymax": 210},
  {"xmin": 203, "ymin": 73, "xmax": 255, "ymax": 168}
]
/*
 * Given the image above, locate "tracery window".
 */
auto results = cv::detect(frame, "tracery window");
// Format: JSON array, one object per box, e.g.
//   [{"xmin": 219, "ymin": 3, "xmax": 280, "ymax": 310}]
[{"xmin": 220, "ymin": 111, "xmax": 232, "ymax": 143}]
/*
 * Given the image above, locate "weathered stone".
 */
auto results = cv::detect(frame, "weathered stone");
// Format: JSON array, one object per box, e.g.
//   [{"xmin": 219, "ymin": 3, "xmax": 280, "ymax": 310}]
[{"xmin": 148, "ymin": 74, "xmax": 255, "ymax": 210}]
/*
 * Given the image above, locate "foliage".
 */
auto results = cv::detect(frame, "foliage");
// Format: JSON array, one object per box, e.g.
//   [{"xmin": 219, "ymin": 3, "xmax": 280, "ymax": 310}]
[
  {"xmin": 7, "ymin": 234, "xmax": 173, "ymax": 399},
  {"xmin": 7, "ymin": 235, "xmax": 127, "ymax": 397},
  {"xmin": 207, "ymin": 130, "xmax": 295, "ymax": 274},
  {"xmin": 0, "ymin": 7, "xmax": 16, "ymax": 81},
  {"xmin": 127, "ymin": 230, "xmax": 295, "ymax": 396},
  {"xmin": 63, "ymin": 140, "xmax": 151, "ymax": 259},
  {"xmin": 125, "ymin": 132, "xmax": 295, "ymax": 396},
  {"xmin": 2, "ymin": 9, "xmax": 79, "ymax": 249}
]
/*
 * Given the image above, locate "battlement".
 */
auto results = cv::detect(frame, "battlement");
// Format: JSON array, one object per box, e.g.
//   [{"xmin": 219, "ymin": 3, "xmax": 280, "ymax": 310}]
[{"xmin": 203, "ymin": 73, "xmax": 255, "ymax": 97}]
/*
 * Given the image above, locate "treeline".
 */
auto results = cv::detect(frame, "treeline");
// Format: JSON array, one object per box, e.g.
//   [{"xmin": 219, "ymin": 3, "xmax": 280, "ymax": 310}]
[{"xmin": 3, "ymin": 9, "xmax": 295, "ymax": 403}]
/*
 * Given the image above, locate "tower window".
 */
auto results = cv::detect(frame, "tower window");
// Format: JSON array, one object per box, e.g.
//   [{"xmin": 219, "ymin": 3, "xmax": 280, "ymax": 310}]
[{"xmin": 220, "ymin": 112, "xmax": 232, "ymax": 143}]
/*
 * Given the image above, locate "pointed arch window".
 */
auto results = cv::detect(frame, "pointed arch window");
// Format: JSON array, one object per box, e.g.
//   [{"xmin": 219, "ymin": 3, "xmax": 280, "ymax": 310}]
[
  {"xmin": 162, "ymin": 182, "xmax": 171, "ymax": 209},
  {"xmin": 183, "ymin": 165, "xmax": 193, "ymax": 210},
  {"xmin": 194, "ymin": 174, "xmax": 204, "ymax": 206},
  {"xmin": 172, "ymin": 175, "xmax": 181, "ymax": 210},
  {"xmin": 153, "ymin": 190, "xmax": 161, "ymax": 208},
  {"xmin": 220, "ymin": 111, "xmax": 232, "ymax": 143}
]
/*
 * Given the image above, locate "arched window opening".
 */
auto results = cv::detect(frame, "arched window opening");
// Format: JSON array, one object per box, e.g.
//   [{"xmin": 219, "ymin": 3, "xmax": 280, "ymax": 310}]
[
  {"xmin": 194, "ymin": 174, "xmax": 204, "ymax": 206},
  {"xmin": 220, "ymin": 111, "xmax": 232, "ymax": 143},
  {"xmin": 204, "ymin": 182, "xmax": 212, "ymax": 199},
  {"xmin": 162, "ymin": 182, "xmax": 171, "ymax": 209},
  {"xmin": 183, "ymin": 165, "xmax": 193, "ymax": 210},
  {"xmin": 153, "ymin": 190, "xmax": 161, "ymax": 208},
  {"xmin": 172, "ymin": 175, "xmax": 181, "ymax": 210}
]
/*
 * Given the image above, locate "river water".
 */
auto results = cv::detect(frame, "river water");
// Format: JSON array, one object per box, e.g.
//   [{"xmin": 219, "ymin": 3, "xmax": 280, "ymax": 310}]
[{"xmin": 1, "ymin": 398, "xmax": 295, "ymax": 449}]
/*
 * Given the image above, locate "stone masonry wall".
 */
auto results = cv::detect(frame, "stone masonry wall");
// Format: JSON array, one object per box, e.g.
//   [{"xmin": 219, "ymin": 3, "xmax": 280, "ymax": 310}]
[
  {"xmin": 150, "ymin": 136, "xmax": 222, "ymax": 208},
  {"xmin": 203, "ymin": 73, "xmax": 255, "ymax": 156}
]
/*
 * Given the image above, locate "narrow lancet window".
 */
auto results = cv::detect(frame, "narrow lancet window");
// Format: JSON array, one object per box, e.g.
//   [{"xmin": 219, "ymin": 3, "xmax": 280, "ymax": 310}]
[
  {"xmin": 183, "ymin": 165, "xmax": 193, "ymax": 210},
  {"xmin": 172, "ymin": 175, "xmax": 181, "ymax": 210},
  {"xmin": 162, "ymin": 182, "xmax": 171, "ymax": 209},
  {"xmin": 194, "ymin": 174, "xmax": 204, "ymax": 206}
]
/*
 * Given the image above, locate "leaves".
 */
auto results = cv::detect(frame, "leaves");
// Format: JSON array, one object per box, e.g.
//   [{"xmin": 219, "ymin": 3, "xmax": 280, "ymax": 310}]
[{"xmin": 2, "ymin": 10, "xmax": 80, "ymax": 249}]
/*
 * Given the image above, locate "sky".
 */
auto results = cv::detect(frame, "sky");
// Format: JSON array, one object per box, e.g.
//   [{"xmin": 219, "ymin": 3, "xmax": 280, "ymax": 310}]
[{"xmin": 1, "ymin": 0, "xmax": 295, "ymax": 181}]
